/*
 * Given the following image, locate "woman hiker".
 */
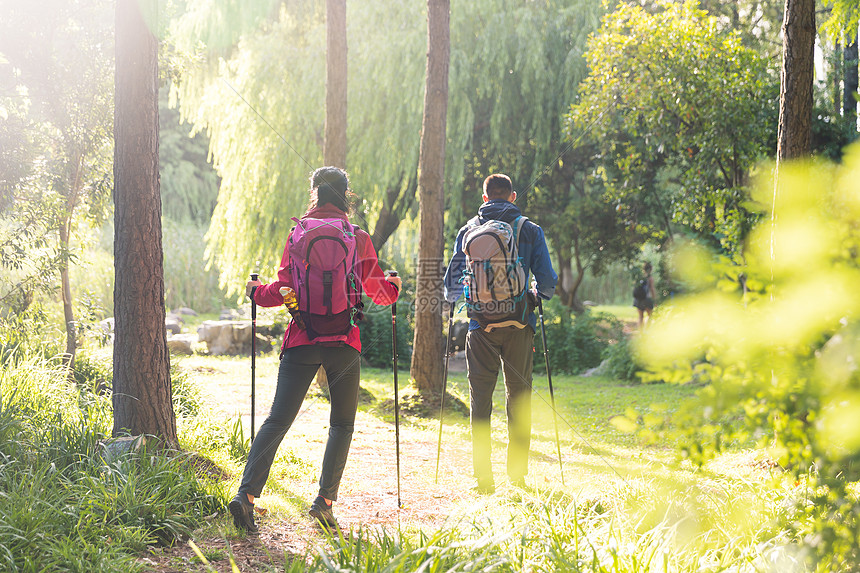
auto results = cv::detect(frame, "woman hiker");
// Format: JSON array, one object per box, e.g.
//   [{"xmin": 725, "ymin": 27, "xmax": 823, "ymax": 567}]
[{"xmin": 229, "ymin": 166, "xmax": 401, "ymax": 533}]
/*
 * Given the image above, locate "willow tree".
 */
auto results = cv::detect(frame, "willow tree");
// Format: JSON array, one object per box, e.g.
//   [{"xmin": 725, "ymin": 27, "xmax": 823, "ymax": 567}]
[
  {"xmin": 168, "ymin": 0, "xmax": 604, "ymax": 303},
  {"xmin": 169, "ymin": 2, "xmax": 428, "ymax": 290}
]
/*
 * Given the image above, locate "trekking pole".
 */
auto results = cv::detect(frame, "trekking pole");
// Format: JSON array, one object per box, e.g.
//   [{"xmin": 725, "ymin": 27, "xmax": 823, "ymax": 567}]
[
  {"xmin": 249, "ymin": 272, "xmax": 258, "ymax": 443},
  {"xmin": 536, "ymin": 294, "xmax": 565, "ymax": 486},
  {"xmin": 387, "ymin": 271, "xmax": 403, "ymax": 508},
  {"xmin": 435, "ymin": 302, "xmax": 456, "ymax": 483}
]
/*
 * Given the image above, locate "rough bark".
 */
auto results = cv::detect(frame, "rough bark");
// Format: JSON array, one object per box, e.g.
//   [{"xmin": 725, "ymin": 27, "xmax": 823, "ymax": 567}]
[
  {"xmin": 324, "ymin": 0, "xmax": 347, "ymax": 168},
  {"xmin": 411, "ymin": 0, "xmax": 450, "ymax": 396},
  {"xmin": 113, "ymin": 0, "xmax": 177, "ymax": 443},
  {"xmin": 776, "ymin": 0, "xmax": 815, "ymax": 161},
  {"xmin": 315, "ymin": 0, "xmax": 349, "ymax": 392},
  {"xmin": 845, "ymin": 39, "xmax": 858, "ymax": 120}
]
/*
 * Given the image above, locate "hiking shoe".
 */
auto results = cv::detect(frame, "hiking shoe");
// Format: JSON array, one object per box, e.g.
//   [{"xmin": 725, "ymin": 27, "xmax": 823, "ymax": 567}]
[
  {"xmin": 472, "ymin": 478, "xmax": 496, "ymax": 495},
  {"xmin": 309, "ymin": 496, "xmax": 338, "ymax": 530},
  {"xmin": 510, "ymin": 476, "xmax": 527, "ymax": 489},
  {"xmin": 228, "ymin": 492, "xmax": 259, "ymax": 534}
]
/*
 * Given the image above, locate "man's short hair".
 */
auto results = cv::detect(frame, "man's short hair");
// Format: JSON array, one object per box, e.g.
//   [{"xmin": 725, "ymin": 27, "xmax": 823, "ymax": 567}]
[{"xmin": 483, "ymin": 174, "xmax": 513, "ymax": 200}]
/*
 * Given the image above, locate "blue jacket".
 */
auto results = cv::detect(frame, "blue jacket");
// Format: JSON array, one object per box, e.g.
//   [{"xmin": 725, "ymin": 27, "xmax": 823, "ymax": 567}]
[{"xmin": 444, "ymin": 200, "xmax": 558, "ymax": 331}]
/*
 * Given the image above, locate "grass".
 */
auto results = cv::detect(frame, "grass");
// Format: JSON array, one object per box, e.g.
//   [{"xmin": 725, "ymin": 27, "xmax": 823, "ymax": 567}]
[
  {"xmin": 341, "ymin": 365, "xmax": 796, "ymax": 572},
  {"xmin": 594, "ymin": 304, "xmax": 640, "ymax": 323},
  {"xmin": 0, "ymin": 340, "xmax": 801, "ymax": 572},
  {"xmin": 0, "ymin": 354, "xmax": 229, "ymax": 572}
]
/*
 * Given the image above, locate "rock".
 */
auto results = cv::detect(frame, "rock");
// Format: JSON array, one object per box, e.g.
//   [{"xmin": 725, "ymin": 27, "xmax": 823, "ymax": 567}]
[
  {"xmin": 219, "ymin": 308, "xmax": 241, "ymax": 321},
  {"xmin": 447, "ymin": 350, "xmax": 467, "ymax": 372},
  {"xmin": 167, "ymin": 333, "xmax": 196, "ymax": 355},
  {"xmin": 100, "ymin": 317, "xmax": 115, "ymax": 342},
  {"xmin": 165, "ymin": 315, "xmax": 182, "ymax": 335},
  {"xmin": 98, "ymin": 435, "xmax": 147, "ymax": 463},
  {"xmin": 581, "ymin": 358, "xmax": 610, "ymax": 377},
  {"xmin": 171, "ymin": 307, "xmax": 198, "ymax": 317},
  {"xmin": 197, "ymin": 320, "xmax": 272, "ymax": 355}
]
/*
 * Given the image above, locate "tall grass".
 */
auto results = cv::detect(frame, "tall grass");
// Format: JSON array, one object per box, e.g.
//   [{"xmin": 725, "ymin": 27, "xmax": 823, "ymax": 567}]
[
  {"xmin": 285, "ymin": 482, "xmax": 798, "ymax": 572},
  {"xmin": 0, "ymin": 354, "xmax": 227, "ymax": 572}
]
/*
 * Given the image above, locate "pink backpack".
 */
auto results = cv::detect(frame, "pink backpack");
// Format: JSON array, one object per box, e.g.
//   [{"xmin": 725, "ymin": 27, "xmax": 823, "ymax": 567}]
[{"xmin": 288, "ymin": 217, "xmax": 363, "ymax": 342}]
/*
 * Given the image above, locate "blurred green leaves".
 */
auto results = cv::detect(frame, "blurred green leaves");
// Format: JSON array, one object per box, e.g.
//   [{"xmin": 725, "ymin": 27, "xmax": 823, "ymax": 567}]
[{"xmin": 640, "ymin": 147, "xmax": 860, "ymax": 568}]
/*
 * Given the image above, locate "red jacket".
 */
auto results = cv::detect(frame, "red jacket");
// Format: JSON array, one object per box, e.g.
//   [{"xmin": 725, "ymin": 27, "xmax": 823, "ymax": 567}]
[{"xmin": 252, "ymin": 204, "xmax": 399, "ymax": 352}]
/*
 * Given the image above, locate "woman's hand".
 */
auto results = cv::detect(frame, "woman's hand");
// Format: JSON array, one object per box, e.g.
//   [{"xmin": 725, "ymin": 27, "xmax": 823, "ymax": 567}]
[
  {"xmin": 384, "ymin": 271, "xmax": 402, "ymax": 291},
  {"xmin": 246, "ymin": 280, "xmax": 262, "ymax": 298}
]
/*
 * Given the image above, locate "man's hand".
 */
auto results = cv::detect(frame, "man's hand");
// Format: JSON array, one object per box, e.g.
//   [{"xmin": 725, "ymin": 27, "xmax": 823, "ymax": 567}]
[{"xmin": 527, "ymin": 288, "xmax": 539, "ymax": 309}]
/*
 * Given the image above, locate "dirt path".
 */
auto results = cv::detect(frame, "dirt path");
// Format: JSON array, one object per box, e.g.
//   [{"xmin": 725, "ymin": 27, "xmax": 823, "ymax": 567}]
[{"xmin": 144, "ymin": 356, "xmax": 510, "ymax": 572}]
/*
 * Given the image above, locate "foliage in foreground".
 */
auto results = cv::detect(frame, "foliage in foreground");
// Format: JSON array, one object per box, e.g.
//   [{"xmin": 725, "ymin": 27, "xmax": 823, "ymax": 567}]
[
  {"xmin": 636, "ymin": 148, "xmax": 860, "ymax": 569},
  {"xmin": 253, "ymin": 478, "xmax": 795, "ymax": 573},
  {"xmin": 0, "ymin": 352, "xmax": 226, "ymax": 572}
]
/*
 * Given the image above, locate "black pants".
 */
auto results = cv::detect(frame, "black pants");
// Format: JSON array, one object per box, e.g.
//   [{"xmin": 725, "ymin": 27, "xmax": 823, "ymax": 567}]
[
  {"xmin": 465, "ymin": 326, "xmax": 534, "ymax": 484},
  {"xmin": 237, "ymin": 344, "xmax": 361, "ymax": 501}
]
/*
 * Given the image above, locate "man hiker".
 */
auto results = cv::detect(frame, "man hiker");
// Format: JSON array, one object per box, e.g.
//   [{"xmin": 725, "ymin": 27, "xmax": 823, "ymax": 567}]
[{"xmin": 443, "ymin": 173, "xmax": 558, "ymax": 493}]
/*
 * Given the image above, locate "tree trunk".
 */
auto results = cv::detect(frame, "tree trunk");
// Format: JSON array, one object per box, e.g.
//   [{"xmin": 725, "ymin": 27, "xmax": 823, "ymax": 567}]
[
  {"xmin": 315, "ymin": 0, "xmax": 349, "ymax": 392},
  {"xmin": 370, "ymin": 174, "xmax": 417, "ymax": 251},
  {"xmin": 845, "ymin": 38, "xmax": 858, "ymax": 120},
  {"xmin": 411, "ymin": 0, "xmax": 450, "ymax": 397},
  {"xmin": 834, "ymin": 39, "xmax": 842, "ymax": 115},
  {"xmin": 324, "ymin": 0, "xmax": 347, "ymax": 168},
  {"xmin": 776, "ymin": 0, "xmax": 815, "ymax": 161},
  {"xmin": 58, "ymin": 220, "xmax": 76, "ymax": 373},
  {"xmin": 113, "ymin": 0, "xmax": 177, "ymax": 444},
  {"xmin": 553, "ymin": 241, "xmax": 585, "ymax": 313}
]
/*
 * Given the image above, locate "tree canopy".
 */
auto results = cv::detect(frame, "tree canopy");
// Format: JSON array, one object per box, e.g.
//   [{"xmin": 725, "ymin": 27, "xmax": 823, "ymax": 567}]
[
  {"xmin": 567, "ymin": 0, "xmax": 777, "ymax": 257},
  {"xmin": 168, "ymin": 0, "xmax": 604, "ymax": 293}
]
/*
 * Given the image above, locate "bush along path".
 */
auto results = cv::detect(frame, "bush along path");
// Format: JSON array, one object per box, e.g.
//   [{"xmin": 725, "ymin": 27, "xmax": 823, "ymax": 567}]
[{"xmin": 134, "ymin": 351, "xmax": 798, "ymax": 573}]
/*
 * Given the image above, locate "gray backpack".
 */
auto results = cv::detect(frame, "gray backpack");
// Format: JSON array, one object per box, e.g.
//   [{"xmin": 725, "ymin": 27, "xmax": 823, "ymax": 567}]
[{"xmin": 462, "ymin": 215, "xmax": 529, "ymax": 329}]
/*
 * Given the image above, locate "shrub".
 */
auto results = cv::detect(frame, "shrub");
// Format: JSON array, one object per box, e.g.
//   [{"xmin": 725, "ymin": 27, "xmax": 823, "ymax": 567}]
[
  {"xmin": 638, "ymin": 158, "xmax": 860, "ymax": 569},
  {"xmin": 359, "ymin": 299, "xmax": 413, "ymax": 368},
  {"xmin": 602, "ymin": 336, "xmax": 643, "ymax": 382},
  {"xmin": 534, "ymin": 302, "xmax": 623, "ymax": 375}
]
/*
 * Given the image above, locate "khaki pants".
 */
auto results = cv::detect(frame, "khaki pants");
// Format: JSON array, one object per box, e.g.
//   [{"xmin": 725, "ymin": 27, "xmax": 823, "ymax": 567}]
[{"xmin": 465, "ymin": 326, "xmax": 534, "ymax": 485}]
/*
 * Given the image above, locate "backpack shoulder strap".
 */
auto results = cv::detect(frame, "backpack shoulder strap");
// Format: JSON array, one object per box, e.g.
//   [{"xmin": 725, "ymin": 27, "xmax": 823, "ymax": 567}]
[{"xmin": 512, "ymin": 216, "xmax": 527, "ymax": 246}]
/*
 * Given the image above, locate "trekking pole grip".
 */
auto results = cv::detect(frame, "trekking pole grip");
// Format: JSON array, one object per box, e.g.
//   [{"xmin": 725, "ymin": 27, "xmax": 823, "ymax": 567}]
[
  {"xmin": 386, "ymin": 270, "xmax": 398, "ymax": 317},
  {"xmin": 249, "ymin": 272, "xmax": 259, "ymax": 305}
]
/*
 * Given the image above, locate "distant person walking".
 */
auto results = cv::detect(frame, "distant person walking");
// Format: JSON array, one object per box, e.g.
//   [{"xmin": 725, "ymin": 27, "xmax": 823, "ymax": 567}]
[
  {"xmin": 229, "ymin": 167, "xmax": 401, "ymax": 533},
  {"xmin": 443, "ymin": 174, "xmax": 558, "ymax": 493},
  {"xmin": 633, "ymin": 261, "xmax": 656, "ymax": 330}
]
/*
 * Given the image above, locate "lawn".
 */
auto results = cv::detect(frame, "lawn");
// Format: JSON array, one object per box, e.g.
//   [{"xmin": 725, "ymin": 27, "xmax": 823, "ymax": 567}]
[{"xmin": 147, "ymin": 353, "xmax": 795, "ymax": 572}]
